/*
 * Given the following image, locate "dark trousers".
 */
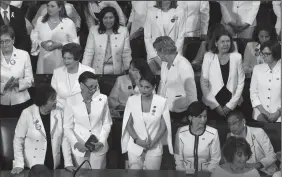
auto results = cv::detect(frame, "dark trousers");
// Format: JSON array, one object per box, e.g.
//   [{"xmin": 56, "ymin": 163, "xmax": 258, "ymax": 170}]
[{"xmin": 0, "ymin": 99, "xmax": 33, "ymax": 118}]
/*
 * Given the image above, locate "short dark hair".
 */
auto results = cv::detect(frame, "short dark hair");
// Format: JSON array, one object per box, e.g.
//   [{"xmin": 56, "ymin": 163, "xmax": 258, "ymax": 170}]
[
  {"xmin": 153, "ymin": 36, "xmax": 177, "ymax": 54},
  {"xmin": 154, "ymin": 1, "xmax": 177, "ymax": 9},
  {"xmin": 260, "ymin": 40, "xmax": 281, "ymax": 61},
  {"xmin": 140, "ymin": 71, "xmax": 157, "ymax": 87},
  {"xmin": 0, "ymin": 25, "xmax": 15, "ymax": 39},
  {"xmin": 187, "ymin": 101, "xmax": 207, "ymax": 117},
  {"xmin": 78, "ymin": 71, "xmax": 99, "ymax": 84},
  {"xmin": 130, "ymin": 58, "xmax": 152, "ymax": 77},
  {"xmin": 42, "ymin": 1, "xmax": 69, "ymax": 23},
  {"xmin": 226, "ymin": 109, "xmax": 245, "ymax": 121},
  {"xmin": 252, "ymin": 23, "xmax": 277, "ymax": 43},
  {"xmin": 210, "ymin": 28, "xmax": 235, "ymax": 54},
  {"xmin": 98, "ymin": 6, "xmax": 120, "ymax": 34},
  {"xmin": 223, "ymin": 136, "xmax": 252, "ymax": 163},
  {"xmin": 62, "ymin": 43, "xmax": 83, "ymax": 61},
  {"xmin": 34, "ymin": 83, "xmax": 57, "ymax": 107},
  {"xmin": 28, "ymin": 165, "xmax": 51, "ymax": 177}
]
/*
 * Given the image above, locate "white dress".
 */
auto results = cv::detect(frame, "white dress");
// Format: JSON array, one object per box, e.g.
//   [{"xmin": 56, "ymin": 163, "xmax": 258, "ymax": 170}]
[{"xmin": 31, "ymin": 16, "xmax": 78, "ymax": 74}]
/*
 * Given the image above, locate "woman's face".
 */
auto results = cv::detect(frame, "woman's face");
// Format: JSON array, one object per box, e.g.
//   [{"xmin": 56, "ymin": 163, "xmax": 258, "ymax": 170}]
[
  {"xmin": 0, "ymin": 34, "xmax": 14, "ymax": 53},
  {"xmin": 139, "ymin": 79, "xmax": 154, "ymax": 97},
  {"xmin": 261, "ymin": 47, "xmax": 275, "ymax": 64},
  {"xmin": 47, "ymin": 1, "xmax": 61, "ymax": 16},
  {"xmin": 216, "ymin": 35, "xmax": 231, "ymax": 54},
  {"xmin": 233, "ymin": 149, "xmax": 249, "ymax": 168},
  {"xmin": 42, "ymin": 94, "xmax": 57, "ymax": 114},
  {"xmin": 102, "ymin": 12, "xmax": 115, "ymax": 30},
  {"xmin": 128, "ymin": 63, "xmax": 141, "ymax": 81},
  {"xmin": 227, "ymin": 115, "xmax": 245, "ymax": 135},
  {"xmin": 63, "ymin": 52, "xmax": 79, "ymax": 70},
  {"xmin": 161, "ymin": 1, "xmax": 171, "ymax": 10},
  {"xmin": 80, "ymin": 78, "xmax": 99, "ymax": 98},
  {"xmin": 258, "ymin": 30, "xmax": 270, "ymax": 44},
  {"xmin": 190, "ymin": 110, "xmax": 207, "ymax": 128}
]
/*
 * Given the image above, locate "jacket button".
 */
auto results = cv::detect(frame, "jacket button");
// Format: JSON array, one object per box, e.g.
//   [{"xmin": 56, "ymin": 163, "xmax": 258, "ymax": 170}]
[
  {"xmin": 100, "ymin": 45, "xmax": 102, "ymax": 47},
  {"xmin": 35, "ymin": 148, "xmax": 37, "ymax": 150},
  {"xmin": 89, "ymin": 130, "xmax": 91, "ymax": 132},
  {"xmin": 269, "ymin": 80, "xmax": 271, "ymax": 82},
  {"xmin": 267, "ymin": 97, "xmax": 270, "ymax": 99},
  {"xmin": 268, "ymin": 88, "xmax": 271, "ymax": 90},
  {"xmin": 115, "ymin": 45, "xmax": 117, "ymax": 47},
  {"xmin": 33, "ymin": 156, "xmax": 36, "ymax": 158},
  {"xmin": 267, "ymin": 105, "xmax": 269, "ymax": 107},
  {"xmin": 36, "ymin": 140, "xmax": 39, "ymax": 142}
]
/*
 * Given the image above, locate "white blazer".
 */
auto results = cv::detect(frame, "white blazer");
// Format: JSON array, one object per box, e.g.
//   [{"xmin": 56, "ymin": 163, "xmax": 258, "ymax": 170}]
[
  {"xmin": 121, "ymin": 94, "xmax": 173, "ymax": 157},
  {"xmin": 144, "ymin": 6, "xmax": 185, "ymax": 60},
  {"xmin": 220, "ymin": 1, "xmax": 260, "ymax": 26},
  {"xmin": 250, "ymin": 60, "xmax": 281, "ymax": 122},
  {"xmin": 200, "ymin": 52, "xmax": 245, "ymax": 110},
  {"xmin": 82, "ymin": 26, "xmax": 132, "ymax": 74},
  {"xmin": 51, "ymin": 63, "xmax": 95, "ymax": 109},
  {"xmin": 13, "ymin": 105, "xmax": 73, "ymax": 169},
  {"xmin": 64, "ymin": 92, "xmax": 112, "ymax": 157},
  {"xmin": 158, "ymin": 54, "xmax": 197, "ymax": 113},
  {"xmin": 273, "ymin": 1, "xmax": 281, "ymax": 35},
  {"xmin": 174, "ymin": 125, "xmax": 221, "ymax": 172},
  {"xmin": 0, "ymin": 47, "xmax": 33, "ymax": 105},
  {"xmin": 177, "ymin": 1, "xmax": 210, "ymax": 37}
]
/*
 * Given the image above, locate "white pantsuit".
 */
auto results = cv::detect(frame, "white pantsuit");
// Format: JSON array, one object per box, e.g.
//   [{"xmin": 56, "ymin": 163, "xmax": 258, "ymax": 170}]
[
  {"xmin": 64, "ymin": 92, "xmax": 112, "ymax": 169},
  {"xmin": 121, "ymin": 94, "xmax": 173, "ymax": 170},
  {"xmin": 13, "ymin": 105, "xmax": 73, "ymax": 169}
]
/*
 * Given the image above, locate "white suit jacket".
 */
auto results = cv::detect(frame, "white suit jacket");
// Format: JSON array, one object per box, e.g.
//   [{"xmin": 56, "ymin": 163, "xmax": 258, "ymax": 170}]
[
  {"xmin": 121, "ymin": 94, "xmax": 173, "ymax": 156},
  {"xmin": 158, "ymin": 54, "xmax": 197, "ymax": 112},
  {"xmin": 0, "ymin": 47, "xmax": 33, "ymax": 105},
  {"xmin": 220, "ymin": 1, "xmax": 260, "ymax": 26},
  {"xmin": 177, "ymin": 1, "xmax": 209, "ymax": 37},
  {"xmin": 273, "ymin": 1, "xmax": 281, "ymax": 35},
  {"xmin": 51, "ymin": 63, "xmax": 95, "ymax": 109},
  {"xmin": 82, "ymin": 26, "xmax": 132, "ymax": 74},
  {"xmin": 229, "ymin": 126, "xmax": 278, "ymax": 175},
  {"xmin": 13, "ymin": 105, "xmax": 73, "ymax": 169},
  {"xmin": 64, "ymin": 92, "xmax": 112, "ymax": 157},
  {"xmin": 250, "ymin": 60, "xmax": 281, "ymax": 122},
  {"xmin": 144, "ymin": 6, "xmax": 185, "ymax": 60},
  {"xmin": 200, "ymin": 52, "xmax": 245, "ymax": 110},
  {"xmin": 174, "ymin": 125, "xmax": 221, "ymax": 172}
]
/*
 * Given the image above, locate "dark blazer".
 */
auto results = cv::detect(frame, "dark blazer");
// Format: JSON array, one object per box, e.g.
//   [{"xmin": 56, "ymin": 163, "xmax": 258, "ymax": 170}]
[{"xmin": 0, "ymin": 5, "xmax": 30, "ymax": 52}]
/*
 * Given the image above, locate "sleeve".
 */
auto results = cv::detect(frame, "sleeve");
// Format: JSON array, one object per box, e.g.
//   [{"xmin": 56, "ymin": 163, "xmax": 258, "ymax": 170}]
[
  {"xmin": 108, "ymin": 77, "xmax": 122, "ymax": 109},
  {"xmin": 82, "ymin": 26, "xmax": 95, "ymax": 66},
  {"xmin": 249, "ymin": 66, "xmax": 261, "ymax": 107},
  {"xmin": 18, "ymin": 52, "xmax": 34, "ymax": 91},
  {"xmin": 65, "ymin": 3, "xmax": 81, "ymax": 29},
  {"xmin": 226, "ymin": 55, "xmax": 245, "ymax": 110},
  {"xmin": 98, "ymin": 99, "xmax": 113, "ymax": 146},
  {"xmin": 63, "ymin": 102, "xmax": 78, "ymax": 147},
  {"xmin": 13, "ymin": 110, "xmax": 29, "ymax": 168},
  {"xmin": 273, "ymin": 1, "xmax": 281, "ymax": 35},
  {"xmin": 175, "ymin": 9, "xmax": 185, "ymax": 55},
  {"xmin": 243, "ymin": 43, "xmax": 253, "ymax": 76},
  {"xmin": 200, "ymin": 1, "xmax": 210, "ymax": 35},
  {"xmin": 174, "ymin": 129, "xmax": 186, "ymax": 171},
  {"xmin": 219, "ymin": 1, "xmax": 233, "ymax": 24},
  {"xmin": 200, "ymin": 53, "xmax": 220, "ymax": 109},
  {"xmin": 207, "ymin": 130, "xmax": 221, "ymax": 172},
  {"xmin": 144, "ymin": 8, "xmax": 158, "ymax": 60},
  {"xmin": 63, "ymin": 20, "xmax": 78, "ymax": 45},
  {"xmin": 85, "ymin": 3, "xmax": 97, "ymax": 29},
  {"xmin": 243, "ymin": 1, "xmax": 260, "ymax": 25},
  {"xmin": 121, "ymin": 29, "xmax": 132, "ymax": 70}
]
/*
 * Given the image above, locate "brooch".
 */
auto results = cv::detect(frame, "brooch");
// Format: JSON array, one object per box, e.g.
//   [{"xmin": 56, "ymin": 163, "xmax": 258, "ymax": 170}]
[
  {"xmin": 61, "ymin": 27, "xmax": 63, "ymax": 30},
  {"xmin": 171, "ymin": 15, "xmax": 178, "ymax": 23},
  {"xmin": 34, "ymin": 120, "xmax": 41, "ymax": 130},
  {"xmin": 156, "ymin": 16, "xmax": 158, "ymax": 19},
  {"xmin": 99, "ymin": 98, "xmax": 102, "ymax": 101},
  {"xmin": 128, "ymin": 86, "xmax": 132, "ymax": 90},
  {"xmin": 152, "ymin": 106, "xmax": 156, "ymax": 115},
  {"xmin": 10, "ymin": 59, "xmax": 16, "ymax": 65}
]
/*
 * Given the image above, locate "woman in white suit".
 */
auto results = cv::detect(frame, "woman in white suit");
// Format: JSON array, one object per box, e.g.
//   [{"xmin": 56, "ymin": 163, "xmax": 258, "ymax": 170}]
[
  {"xmin": 121, "ymin": 72, "xmax": 173, "ymax": 170},
  {"xmin": 144, "ymin": 1, "xmax": 185, "ymax": 74},
  {"xmin": 11, "ymin": 84, "xmax": 74, "ymax": 174},
  {"xmin": 51, "ymin": 43, "xmax": 95, "ymax": 109},
  {"xmin": 201, "ymin": 29, "xmax": 245, "ymax": 120},
  {"xmin": 64, "ymin": 71, "xmax": 112, "ymax": 169},
  {"xmin": 250, "ymin": 40, "xmax": 281, "ymax": 122},
  {"xmin": 0, "ymin": 25, "xmax": 33, "ymax": 118},
  {"xmin": 82, "ymin": 6, "xmax": 131, "ymax": 75}
]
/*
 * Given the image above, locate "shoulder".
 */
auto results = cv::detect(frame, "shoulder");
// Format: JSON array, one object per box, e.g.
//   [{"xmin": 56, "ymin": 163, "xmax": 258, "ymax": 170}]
[
  {"xmin": 147, "ymin": 6, "xmax": 158, "ymax": 13},
  {"xmin": 175, "ymin": 6, "xmax": 185, "ymax": 15},
  {"xmin": 204, "ymin": 52, "xmax": 216, "ymax": 60},
  {"xmin": 62, "ymin": 18, "xmax": 75, "ymax": 26},
  {"xmin": 178, "ymin": 55, "xmax": 192, "ymax": 68},
  {"xmin": 53, "ymin": 66, "xmax": 65, "ymax": 75},
  {"xmin": 253, "ymin": 63, "xmax": 267, "ymax": 72},
  {"xmin": 246, "ymin": 42, "xmax": 258, "ymax": 48},
  {"xmin": 153, "ymin": 94, "xmax": 167, "ymax": 102},
  {"xmin": 89, "ymin": 25, "xmax": 99, "ymax": 33},
  {"xmin": 205, "ymin": 125, "xmax": 219, "ymax": 136},
  {"xmin": 116, "ymin": 75, "xmax": 128, "ymax": 83},
  {"xmin": 248, "ymin": 126, "xmax": 266, "ymax": 135},
  {"xmin": 97, "ymin": 93, "xmax": 108, "ymax": 103},
  {"xmin": 118, "ymin": 26, "xmax": 129, "ymax": 34},
  {"xmin": 177, "ymin": 125, "xmax": 190, "ymax": 134},
  {"xmin": 80, "ymin": 64, "xmax": 95, "ymax": 73},
  {"xmin": 230, "ymin": 52, "xmax": 242, "ymax": 61},
  {"xmin": 15, "ymin": 48, "xmax": 29, "ymax": 57}
]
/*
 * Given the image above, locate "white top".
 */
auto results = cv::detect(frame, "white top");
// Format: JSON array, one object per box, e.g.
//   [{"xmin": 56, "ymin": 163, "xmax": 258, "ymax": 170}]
[
  {"xmin": 161, "ymin": 10, "xmax": 171, "ymax": 36},
  {"xmin": 67, "ymin": 72, "xmax": 77, "ymax": 91},
  {"xmin": 211, "ymin": 166, "xmax": 260, "ymax": 177},
  {"xmin": 0, "ymin": 5, "xmax": 10, "ymax": 21}
]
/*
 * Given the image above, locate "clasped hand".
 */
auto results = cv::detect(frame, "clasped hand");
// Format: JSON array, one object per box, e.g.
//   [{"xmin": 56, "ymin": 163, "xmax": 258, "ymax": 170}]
[
  {"xmin": 41, "ymin": 40, "xmax": 62, "ymax": 51},
  {"xmin": 74, "ymin": 142, "xmax": 104, "ymax": 153},
  {"xmin": 135, "ymin": 137, "xmax": 155, "ymax": 151},
  {"xmin": 228, "ymin": 22, "xmax": 250, "ymax": 33},
  {"xmin": 4, "ymin": 76, "xmax": 19, "ymax": 92}
]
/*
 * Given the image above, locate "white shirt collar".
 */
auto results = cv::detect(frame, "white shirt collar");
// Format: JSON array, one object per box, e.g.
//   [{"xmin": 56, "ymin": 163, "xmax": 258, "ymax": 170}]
[
  {"xmin": 264, "ymin": 59, "xmax": 281, "ymax": 72},
  {"xmin": 0, "ymin": 5, "xmax": 10, "ymax": 21}
]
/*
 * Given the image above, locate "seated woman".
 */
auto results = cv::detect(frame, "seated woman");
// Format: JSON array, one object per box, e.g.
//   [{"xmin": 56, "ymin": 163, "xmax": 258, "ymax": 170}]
[
  {"xmin": 0, "ymin": 25, "xmax": 33, "ymax": 118},
  {"xmin": 243, "ymin": 23, "xmax": 277, "ymax": 78},
  {"xmin": 174, "ymin": 101, "xmax": 221, "ymax": 174},
  {"xmin": 11, "ymin": 84, "xmax": 74, "ymax": 174},
  {"xmin": 64, "ymin": 71, "xmax": 112, "ymax": 169},
  {"xmin": 211, "ymin": 136, "xmax": 260, "ymax": 177},
  {"xmin": 51, "ymin": 43, "xmax": 95, "ymax": 109},
  {"xmin": 108, "ymin": 58, "xmax": 152, "ymax": 113},
  {"xmin": 82, "ymin": 6, "xmax": 131, "ymax": 75},
  {"xmin": 226, "ymin": 110, "xmax": 278, "ymax": 176},
  {"xmin": 250, "ymin": 40, "xmax": 281, "ymax": 122},
  {"xmin": 121, "ymin": 73, "xmax": 173, "ymax": 170}
]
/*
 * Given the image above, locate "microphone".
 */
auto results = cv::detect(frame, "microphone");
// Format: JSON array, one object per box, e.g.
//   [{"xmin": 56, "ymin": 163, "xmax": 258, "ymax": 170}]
[{"xmin": 73, "ymin": 160, "xmax": 92, "ymax": 177}]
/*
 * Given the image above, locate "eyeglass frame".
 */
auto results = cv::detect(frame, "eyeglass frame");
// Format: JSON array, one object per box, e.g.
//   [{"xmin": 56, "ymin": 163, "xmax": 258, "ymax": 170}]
[
  {"xmin": 82, "ymin": 82, "xmax": 99, "ymax": 92},
  {"xmin": 259, "ymin": 51, "xmax": 272, "ymax": 57},
  {"xmin": 0, "ymin": 39, "xmax": 13, "ymax": 45}
]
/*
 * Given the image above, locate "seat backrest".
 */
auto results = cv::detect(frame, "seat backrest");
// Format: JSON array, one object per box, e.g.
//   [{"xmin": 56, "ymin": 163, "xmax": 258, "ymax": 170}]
[{"xmin": 0, "ymin": 118, "xmax": 18, "ymax": 170}]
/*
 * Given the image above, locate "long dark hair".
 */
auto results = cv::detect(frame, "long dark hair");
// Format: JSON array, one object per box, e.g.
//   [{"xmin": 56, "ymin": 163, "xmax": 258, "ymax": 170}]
[
  {"xmin": 154, "ymin": 1, "xmax": 177, "ymax": 9},
  {"xmin": 252, "ymin": 23, "xmax": 277, "ymax": 43},
  {"xmin": 209, "ymin": 29, "xmax": 235, "ymax": 54},
  {"xmin": 98, "ymin": 6, "xmax": 120, "ymax": 34},
  {"xmin": 42, "ymin": 1, "xmax": 69, "ymax": 23}
]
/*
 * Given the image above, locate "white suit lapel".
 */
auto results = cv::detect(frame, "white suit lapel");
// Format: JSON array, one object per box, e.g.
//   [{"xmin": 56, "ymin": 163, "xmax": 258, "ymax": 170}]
[
  {"xmin": 166, "ymin": 9, "xmax": 177, "ymax": 36},
  {"xmin": 50, "ymin": 110, "xmax": 59, "ymax": 139},
  {"xmin": 213, "ymin": 55, "xmax": 224, "ymax": 87}
]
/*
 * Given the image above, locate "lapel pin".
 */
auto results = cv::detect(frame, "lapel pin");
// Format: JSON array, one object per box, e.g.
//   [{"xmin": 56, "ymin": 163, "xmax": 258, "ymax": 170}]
[
  {"xmin": 202, "ymin": 138, "xmax": 205, "ymax": 140},
  {"xmin": 10, "ymin": 59, "xmax": 16, "ymax": 65},
  {"xmin": 156, "ymin": 16, "xmax": 158, "ymax": 19},
  {"xmin": 61, "ymin": 27, "xmax": 63, "ymax": 30},
  {"xmin": 171, "ymin": 15, "xmax": 178, "ymax": 23},
  {"xmin": 115, "ymin": 37, "xmax": 117, "ymax": 39},
  {"xmin": 99, "ymin": 98, "xmax": 102, "ymax": 101},
  {"xmin": 35, "ymin": 124, "xmax": 41, "ymax": 130},
  {"xmin": 35, "ymin": 120, "xmax": 39, "ymax": 123},
  {"xmin": 153, "ymin": 106, "xmax": 156, "ymax": 108},
  {"xmin": 128, "ymin": 86, "xmax": 132, "ymax": 89}
]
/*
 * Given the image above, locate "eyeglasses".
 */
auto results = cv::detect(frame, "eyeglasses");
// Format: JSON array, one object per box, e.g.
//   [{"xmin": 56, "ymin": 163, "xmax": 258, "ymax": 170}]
[
  {"xmin": 259, "ymin": 52, "xmax": 272, "ymax": 57},
  {"xmin": 83, "ymin": 83, "xmax": 99, "ymax": 92},
  {"xmin": 227, "ymin": 119, "xmax": 242, "ymax": 127},
  {"xmin": 0, "ymin": 39, "xmax": 12, "ymax": 45}
]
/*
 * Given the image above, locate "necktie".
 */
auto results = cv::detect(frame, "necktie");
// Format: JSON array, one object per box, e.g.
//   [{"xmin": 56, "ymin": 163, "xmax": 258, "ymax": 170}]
[{"xmin": 3, "ymin": 10, "xmax": 9, "ymax": 25}]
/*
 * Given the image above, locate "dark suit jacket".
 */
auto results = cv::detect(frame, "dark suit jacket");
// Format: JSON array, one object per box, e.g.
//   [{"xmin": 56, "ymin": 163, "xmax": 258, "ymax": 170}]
[{"xmin": 0, "ymin": 6, "xmax": 30, "ymax": 52}]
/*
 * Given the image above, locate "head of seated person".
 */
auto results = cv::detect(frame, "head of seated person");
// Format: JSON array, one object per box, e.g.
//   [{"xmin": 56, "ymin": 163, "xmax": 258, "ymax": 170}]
[
  {"xmin": 127, "ymin": 58, "xmax": 152, "ymax": 83},
  {"xmin": 42, "ymin": 1, "xmax": 68, "ymax": 23},
  {"xmin": 0, "ymin": 25, "xmax": 15, "ymax": 54},
  {"xmin": 153, "ymin": 36, "xmax": 178, "ymax": 63},
  {"xmin": 62, "ymin": 43, "xmax": 82, "ymax": 72},
  {"xmin": 187, "ymin": 101, "xmax": 207, "ymax": 132},
  {"xmin": 98, "ymin": 6, "xmax": 120, "ymax": 34},
  {"xmin": 79, "ymin": 71, "xmax": 100, "ymax": 100},
  {"xmin": 252, "ymin": 23, "xmax": 277, "ymax": 46},
  {"xmin": 154, "ymin": 0, "xmax": 177, "ymax": 11},
  {"xmin": 28, "ymin": 165, "xmax": 51, "ymax": 177},
  {"xmin": 209, "ymin": 28, "xmax": 236, "ymax": 55},
  {"xmin": 259, "ymin": 40, "xmax": 281, "ymax": 66},
  {"xmin": 226, "ymin": 110, "xmax": 247, "ymax": 137}
]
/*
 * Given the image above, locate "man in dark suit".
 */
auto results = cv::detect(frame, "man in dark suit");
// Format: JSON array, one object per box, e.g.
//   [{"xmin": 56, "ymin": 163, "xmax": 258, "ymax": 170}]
[{"xmin": 0, "ymin": 1, "xmax": 30, "ymax": 52}]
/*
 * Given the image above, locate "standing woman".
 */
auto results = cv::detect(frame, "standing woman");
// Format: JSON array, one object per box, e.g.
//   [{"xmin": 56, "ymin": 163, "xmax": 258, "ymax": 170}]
[
  {"xmin": 64, "ymin": 71, "xmax": 112, "ymax": 169},
  {"xmin": 121, "ymin": 73, "xmax": 173, "ymax": 170},
  {"xmin": 200, "ymin": 29, "xmax": 245, "ymax": 120},
  {"xmin": 144, "ymin": 0, "xmax": 185, "ymax": 74},
  {"xmin": 51, "ymin": 43, "xmax": 95, "ymax": 109},
  {"xmin": 82, "ymin": 6, "xmax": 131, "ymax": 75},
  {"xmin": 250, "ymin": 40, "xmax": 281, "ymax": 122},
  {"xmin": 30, "ymin": 1, "xmax": 78, "ymax": 74},
  {"xmin": 0, "ymin": 25, "xmax": 33, "ymax": 118}
]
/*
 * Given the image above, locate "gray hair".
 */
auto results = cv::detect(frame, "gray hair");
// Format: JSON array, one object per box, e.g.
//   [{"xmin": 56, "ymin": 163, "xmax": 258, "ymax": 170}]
[{"xmin": 153, "ymin": 36, "xmax": 177, "ymax": 54}]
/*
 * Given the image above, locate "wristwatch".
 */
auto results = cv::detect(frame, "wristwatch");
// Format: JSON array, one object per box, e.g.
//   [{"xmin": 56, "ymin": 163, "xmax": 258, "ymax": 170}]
[{"xmin": 133, "ymin": 138, "xmax": 138, "ymax": 144}]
